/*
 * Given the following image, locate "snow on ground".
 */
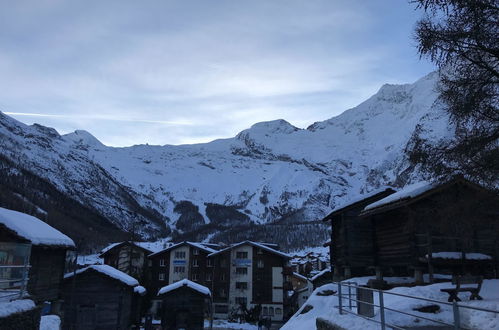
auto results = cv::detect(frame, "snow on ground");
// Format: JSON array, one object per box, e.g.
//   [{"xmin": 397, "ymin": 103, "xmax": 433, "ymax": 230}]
[
  {"xmin": 282, "ymin": 280, "xmax": 499, "ymax": 330},
  {"xmin": 0, "ymin": 299, "xmax": 35, "ymax": 317},
  {"xmin": 0, "ymin": 207, "xmax": 74, "ymax": 247},
  {"xmin": 40, "ymin": 315, "xmax": 61, "ymax": 330},
  {"xmin": 204, "ymin": 319, "xmax": 257, "ymax": 329},
  {"xmin": 158, "ymin": 278, "xmax": 211, "ymax": 296}
]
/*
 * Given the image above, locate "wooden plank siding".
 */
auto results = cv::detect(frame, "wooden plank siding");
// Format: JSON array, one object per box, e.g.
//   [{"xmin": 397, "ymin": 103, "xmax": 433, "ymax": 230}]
[{"xmin": 61, "ymin": 269, "xmax": 138, "ymax": 330}]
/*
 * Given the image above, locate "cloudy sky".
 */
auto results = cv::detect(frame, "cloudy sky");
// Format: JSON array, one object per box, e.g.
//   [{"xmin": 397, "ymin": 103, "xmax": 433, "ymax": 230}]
[{"xmin": 0, "ymin": 0, "xmax": 434, "ymax": 147}]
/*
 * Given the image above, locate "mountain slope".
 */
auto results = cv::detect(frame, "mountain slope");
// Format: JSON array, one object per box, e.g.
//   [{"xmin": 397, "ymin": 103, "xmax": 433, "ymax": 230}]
[{"xmin": 0, "ymin": 72, "xmax": 452, "ymax": 248}]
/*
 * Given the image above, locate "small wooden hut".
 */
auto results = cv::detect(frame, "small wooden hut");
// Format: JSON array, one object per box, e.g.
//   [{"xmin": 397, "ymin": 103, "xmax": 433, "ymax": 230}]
[
  {"xmin": 322, "ymin": 188, "xmax": 395, "ymax": 279},
  {"xmin": 0, "ymin": 207, "xmax": 75, "ymax": 303},
  {"xmin": 61, "ymin": 264, "xmax": 146, "ymax": 330},
  {"xmin": 157, "ymin": 279, "xmax": 211, "ymax": 330}
]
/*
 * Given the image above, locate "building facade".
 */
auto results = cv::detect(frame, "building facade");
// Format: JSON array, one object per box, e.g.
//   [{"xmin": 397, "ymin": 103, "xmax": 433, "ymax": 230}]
[{"xmin": 209, "ymin": 241, "xmax": 291, "ymax": 321}]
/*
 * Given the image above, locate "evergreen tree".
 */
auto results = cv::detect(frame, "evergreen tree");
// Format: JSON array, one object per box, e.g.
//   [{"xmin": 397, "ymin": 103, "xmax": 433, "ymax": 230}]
[{"xmin": 410, "ymin": 0, "xmax": 498, "ymax": 186}]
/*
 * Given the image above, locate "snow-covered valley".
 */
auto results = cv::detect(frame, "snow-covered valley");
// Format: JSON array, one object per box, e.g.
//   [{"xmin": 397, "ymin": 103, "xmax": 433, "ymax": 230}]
[{"xmin": 0, "ymin": 72, "xmax": 452, "ymax": 249}]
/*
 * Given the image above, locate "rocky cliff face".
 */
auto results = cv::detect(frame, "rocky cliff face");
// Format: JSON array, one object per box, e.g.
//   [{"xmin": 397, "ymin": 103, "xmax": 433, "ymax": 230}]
[{"xmin": 0, "ymin": 72, "xmax": 452, "ymax": 248}]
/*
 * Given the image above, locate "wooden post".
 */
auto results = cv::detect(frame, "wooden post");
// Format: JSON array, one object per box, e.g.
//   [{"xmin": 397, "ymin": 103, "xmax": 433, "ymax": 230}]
[{"xmin": 426, "ymin": 231, "xmax": 434, "ymax": 283}]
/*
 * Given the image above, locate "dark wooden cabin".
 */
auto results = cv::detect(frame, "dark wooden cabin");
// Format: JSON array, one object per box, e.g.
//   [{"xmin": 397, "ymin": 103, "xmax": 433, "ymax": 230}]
[
  {"xmin": 62, "ymin": 264, "xmax": 146, "ymax": 330},
  {"xmin": 360, "ymin": 178, "xmax": 499, "ymax": 281},
  {"xmin": 322, "ymin": 188, "xmax": 396, "ymax": 279},
  {"xmin": 0, "ymin": 207, "xmax": 75, "ymax": 303},
  {"xmin": 99, "ymin": 241, "xmax": 156, "ymax": 282},
  {"xmin": 157, "ymin": 279, "xmax": 211, "ymax": 330}
]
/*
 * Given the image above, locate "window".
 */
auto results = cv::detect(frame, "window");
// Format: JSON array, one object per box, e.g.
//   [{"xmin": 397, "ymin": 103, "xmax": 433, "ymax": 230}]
[
  {"xmin": 193, "ymin": 248, "xmax": 199, "ymax": 255},
  {"xmin": 220, "ymin": 259, "xmax": 227, "ymax": 268},
  {"xmin": 263, "ymin": 307, "xmax": 268, "ymax": 315},
  {"xmin": 257, "ymin": 260, "xmax": 264, "ymax": 268},
  {"xmin": 269, "ymin": 307, "xmax": 274, "ymax": 316},
  {"xmin": 192, "ymin": 273, "xmax": 199, "ymax": 281},
  {"xmin": 236, "ymin": 267, "xmax": 247, "ymax": 275},
  {"xmin": 174, "ymin": 266, "xmax": 185, "ymax": 273},
  {"xmin": 206, "ymin": 273, "xmax": 212, "ymax": 281},
  {"xmin": 219, "ymin": 289, "xmax": 227, "ymax": 297},
  {"xmin": 148, "ymin": 260, "xmax": 152, "ymax": 267},
  {"xmin": 236, "ymin": 251, "xmax": 248, "ymax": 259},
  {"xmin": 159, "ymin": 259, "xmax": 166, "ymax": 267},
  {"xmin": 236, "ymin": 282, "xmax": 248, "ymax": 290},
  {"xmin": 174, "ymin": 251, "xmax": 186, "ymax": 259},
  {"xmin": 220, "ymin": 273, "xmax": 226, "ymax": 281},
  {"xmin": 159, "ymin": 273, "xmax": 165, "ymax": 281},
  {"xmin": 257, "ymin": 248, "xmax": 263, "ymax": 254},
  {"xmin": 207, "ymin": 259, "xmax": 213, "ymax": 267},
  {"xmin": 235, "ymin": 297, "xmax": 247, "ymax": 306},
  {"xmin": 276, "ymin": 308, "xmax": 282, "ymax": 315},
  {"xmin": 192, "ymin": 259, "xmax": 199, "ymax": 267}
]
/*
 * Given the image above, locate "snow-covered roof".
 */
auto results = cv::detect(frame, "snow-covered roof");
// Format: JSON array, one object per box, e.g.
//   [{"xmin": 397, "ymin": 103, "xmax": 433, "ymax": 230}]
[
  {"xmin": 149, "ymin": 241, "xmax": 217, "ymax": 257},
  {"xmin": 310, "ymin": 267, "xmax": 331, "ymax": 282},
  {"xmin": 363, "ymin": 181, "xmax": 437, "ymax": 212},
  {"xmin": 64, "ymin": 264, "xmax": 139, "ymax": 287},
  {"xmin": 0, "ymin": 207, "xmax": 75, "ymax": 248},
  {"xmin": 0, "ymin": 299, "xmax": 35, "ymax": 318},
  {"xmin": 327, "ymin": 187, "xmax": 395, "ymax": 218},
  {"xmin": 100, "ymin": 240, "xmax": 167, "ymax": 256},
  {"xmin": 208, "ymin": 241, "xmax": 291, "ymax": 259},
  {"xmin": 293, "ymin": 272, "xmax": 309, "ymax": 281},
  {"xmin": 157, "ymin": 279, "xmax": 211, "ymax": 297},
  {"xmin": 134, "ymin": 285, "xmax": 147, "ymax": 295},
  {"xmin": 427, "ymin": 252, "xmax": 492, "ymax": 260}
]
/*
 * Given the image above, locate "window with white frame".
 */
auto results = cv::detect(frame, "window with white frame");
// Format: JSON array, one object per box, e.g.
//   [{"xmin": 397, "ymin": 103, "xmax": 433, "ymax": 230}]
[
  {"xmin": 174, "ymin": 266, "xmax": 185, "ymax": 273},
  {"xmin": 192, "ymin": 273, "xmax": 199, "ymax": 281},
  {"xmin": 206, "ymin": 273, "xmax": 212, "ymax": 281},
  {"xmin": 193, "ymin": 248, "xmax": 199, "ymax": 255},
  {"xmin": 207, "ymin": 259, "xmax": 213, "ymax": 267},
  {"xmin": 174, "ymin": 251, "xmax": 186, "ymax": 259},
  {"xmin": 159, "ymin": 273, "xmax": 165, "ymax": 281},
  {"xmin": 192, "ymin": 258, "xmax": 199, "ymax": 267},
  {"xmin": 236, "ymin": 251, "xmax": 248, "ymax": 259},
  {"xmin": 257, "ymin": 259, "xmax": 264, "ymax": 268},
  {"xmin": 159, "ymin": 259, "xmax": 166, "ymax": 267}
]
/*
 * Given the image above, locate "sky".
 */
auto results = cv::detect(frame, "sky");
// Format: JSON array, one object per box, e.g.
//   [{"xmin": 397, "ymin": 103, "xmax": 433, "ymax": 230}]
[{"xmin": 0, "ymin": 0, "xmax": 434, "ymax": 147}]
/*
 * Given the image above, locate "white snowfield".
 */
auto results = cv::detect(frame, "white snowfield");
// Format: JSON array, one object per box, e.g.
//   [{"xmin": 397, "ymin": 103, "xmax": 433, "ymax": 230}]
[
  {"xmin": 282, "ymin": 280, "xmax": 499, "ymax": 330},
  {"xmin": 39, "ymin": 315, "xmax": 61, "ymax": 330},
  {"xmin": 0, "ymin": 207, "xmax": 74, "ymax": 247},
  {"xmin": 0, "ymin": 72, "xmax": 454, "ymax": 238},
  {"xmin": 64, "ymin": 264, "xmax": 139, "ymax": 287},
  {"xmin": 157, "ymin": 278, "xmax": 211, "ymax": 297}
]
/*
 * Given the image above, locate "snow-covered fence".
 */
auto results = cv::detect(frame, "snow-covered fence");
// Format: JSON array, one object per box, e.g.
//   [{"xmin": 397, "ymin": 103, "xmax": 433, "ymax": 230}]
[
  {"xmin": 335, "ymin": 281, "xmax": 499, "ymax": 330},
  {"xmin": 0, "ymin": 242, "xmax": 31, "ymax": 302}
]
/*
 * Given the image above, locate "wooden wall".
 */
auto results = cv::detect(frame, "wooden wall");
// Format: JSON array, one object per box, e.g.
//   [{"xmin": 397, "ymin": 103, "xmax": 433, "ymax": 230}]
[
  {"xmin": 28, "ymin": 247, "xmax": 67, "ymax": 302},
  {"xmin": 61, "ymin": 270, "xmax": 137, "ymax": 330},
  {"xmin": 159, "ymin": 286, "xmax": 207, "ymax": 330}
]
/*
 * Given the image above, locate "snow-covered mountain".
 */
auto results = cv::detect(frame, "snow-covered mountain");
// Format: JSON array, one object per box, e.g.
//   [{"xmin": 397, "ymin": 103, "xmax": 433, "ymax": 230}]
[{"xmin": 0, "ymin": 72, "xmax": 452, "ymax": 247}]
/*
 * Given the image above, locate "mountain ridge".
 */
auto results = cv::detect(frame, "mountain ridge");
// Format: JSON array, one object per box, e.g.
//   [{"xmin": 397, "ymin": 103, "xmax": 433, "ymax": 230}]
[{"xmin": 0, "ymin": 72, "xmax": 452, "ymax": 249}]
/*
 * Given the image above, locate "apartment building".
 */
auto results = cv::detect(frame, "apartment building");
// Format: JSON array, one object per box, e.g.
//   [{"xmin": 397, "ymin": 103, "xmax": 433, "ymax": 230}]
[
  {"xmin": 146, "ymin": 241, "xmax": 220, "ymax": 315},
  {"xmin": 208, "ymin": 241, "xmax": 291, "ymax": 321}
]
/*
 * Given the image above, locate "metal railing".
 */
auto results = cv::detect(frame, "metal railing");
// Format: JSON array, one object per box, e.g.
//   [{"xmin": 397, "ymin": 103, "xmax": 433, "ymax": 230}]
[
  {"xmin": 0, "ymin": 242, "xmax": 31, "ymax": 302},
  {"xmin": 335, "ymin": 281, "xmax": 499, "ymax": 330}
]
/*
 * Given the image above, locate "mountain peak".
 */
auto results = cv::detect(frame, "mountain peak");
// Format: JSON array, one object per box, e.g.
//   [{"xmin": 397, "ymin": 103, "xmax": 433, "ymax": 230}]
[
  {"xmin": 246, "ymin": 119, "xmax": 299, "ymax": 135},
  {"xmin": 64, "ymin": 130, "xmax": 105, "ymax": 148}
]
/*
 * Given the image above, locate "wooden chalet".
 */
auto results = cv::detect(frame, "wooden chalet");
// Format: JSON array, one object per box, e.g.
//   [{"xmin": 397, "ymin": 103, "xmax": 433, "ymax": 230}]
[
  {"xmin": 326, "ymin": 177, "xmax": 499, "ymax": 285},
  {"xmin": 0, "ymin": 207, "xmax": 75, "ymax": 303},
  {"xmin": 99, "ymin": 241, "xmax": 159, "ymax": 282},
  {"xmin": 61, "ymin": 264, "xmax": 146, "ymax": 330},
  {"xmin": 360, "ymin": 177, "xmax": 499, "ymax": 282},
  {"xmin": 322, "ymin": 188, "xmax": 396, "ymax": 279},
  {"xmin": 157, "ymin": 279, "xmax": 211, "ymax": 330}
]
